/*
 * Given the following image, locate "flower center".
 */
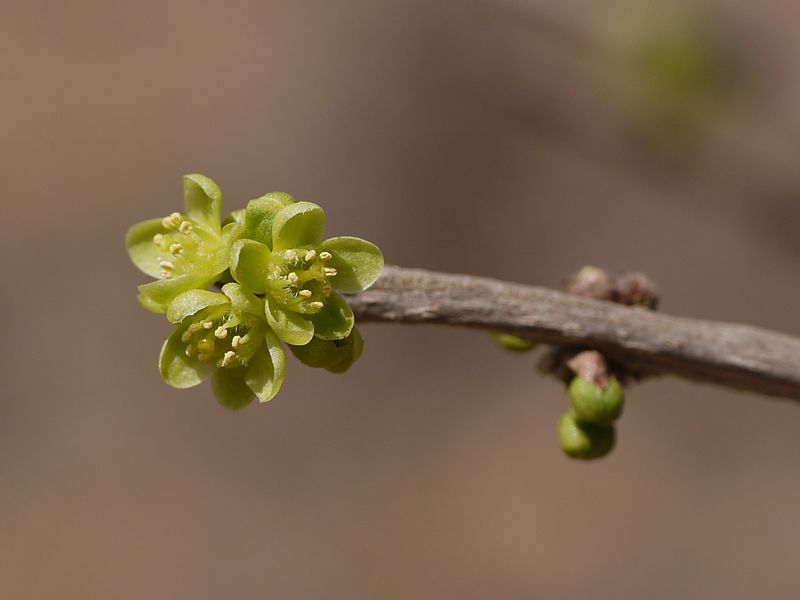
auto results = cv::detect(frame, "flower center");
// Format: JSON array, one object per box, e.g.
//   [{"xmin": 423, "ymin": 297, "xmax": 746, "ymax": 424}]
[
  {"xmin": 267, "ymin": 248, "xmax": 337, "ymax": 314},
  {"xmin": 181, "ymin": 313, "xmax": 260, "ymax": 368},
  {"xmin": 152, "ymin": 212, "xmax": 211, "ymax": 278}
]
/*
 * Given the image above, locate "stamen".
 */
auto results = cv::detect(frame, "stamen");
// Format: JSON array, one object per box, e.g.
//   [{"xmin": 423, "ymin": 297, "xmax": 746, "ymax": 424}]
[
  {"xmin": 304, "ymin": 250, "xmax": 316, "ymax": 262},
  {"xmin": 153, "ymin": 234, "xmax": 164, "ymax": 245},
  {"xmin": 287, "ymin": 272, "xmax": 299, "ymax": 284},
  {"xmin": 162, "ymin": 212, "xmax": 182, "ymax": 229},
  {"xmin": 158, "ymin": 259, "xmax": 175, "ymax": 270},
  {"xmin": 185, "ymin": 344, "xmax": 196, "ymax": 357},
  {"xmin": 202, "ymin": 321, "xmax": 213, "ymax": 329},
  {"xmin": 178, "ymin": 221, "xmax": 193, "ymax": 235},
  {"xmin": 310, "ymin": 301, "xmax": 324, "ymax": 310},
  {"xmin": 214, "ymin": 326, "xmax": 228, "ymax": 339},
  {"xmin": 285, "ymin": 250, "xmax": 298, "ymax": 262},
  {"xmin": 319, "ymin": 251, "xmax": 332, "ymax": 261},
  {"xmin": 231, "ymin": 335, "xmax": 242, "ymax": 349},
  {"xmin": 160, "ymin": 270, "xmax": 173, "ymax": 279},
  {"xmin": 169, "ymin": 243, "xmax": 184, "ymax": 256},
  {"xmin": 324, "ymin": 267, "xmax": 337, "ymax": 277},
  {"xmin": 298, "ymin": 289, "xmax": 312, "ymax": 298},
  {"xmin": 220, "ymin": 351, "xmax": 236, "ymax": 367}
]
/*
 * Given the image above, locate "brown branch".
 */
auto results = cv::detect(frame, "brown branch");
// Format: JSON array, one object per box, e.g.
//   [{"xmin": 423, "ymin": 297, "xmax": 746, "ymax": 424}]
[{"xmin": 348, "ymin": 266, "xmax": 800, "ymax": 402}]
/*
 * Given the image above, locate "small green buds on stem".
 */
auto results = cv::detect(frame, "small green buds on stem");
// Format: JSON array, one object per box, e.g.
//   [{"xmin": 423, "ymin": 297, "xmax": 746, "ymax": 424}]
[
  {"xmin": 492, "ymin": 333, "xmax": 536, "ymax": 353},
  {"xmin": 126, "ymin": 175, "xmax": 384, "ymax": 409},
  {"xmin": 568, "ymin": 376, "xmax": 625, "ymax": 425},
  {"xmin": 558, "ymin": 412, "xmax": 615, "ymax": 460}
]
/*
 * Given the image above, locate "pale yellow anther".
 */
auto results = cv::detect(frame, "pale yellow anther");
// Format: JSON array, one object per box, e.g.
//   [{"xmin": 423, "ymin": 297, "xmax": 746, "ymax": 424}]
[
  {"xmin": 179, "ymin": 221, "xmax": 193, "ymax": 235},
  {"xmin": 158, "ymin": 259, "xmax": 175, "ymax": 270},
  {"xmin": 310, "ymin": 301, "xmax": 324, "ymax": 310},
  {"xmin": 169, "ymin": 243, "xmax": 184, "ymax": 256},
  {"xmin": 202, "ymin": 321, "xmax": 213, "ymax": 329},
  {"xmin": 285, "ymin": 250, "xmax": 298, "ymax": 262},
  {"xmin": 299, "ymin": 289, "xmax": 312, "ymax": 298},
  {"xmin": 162, "ymin": 212, "xmax": 182, "ymax": 229},
  {"xmin": 214, "ymin": 326, "xmax": 228, "ymax": 339},
  {"xmin": 319, "ymin": 251, "xmax": 332, "ymax": 261},
  {"xmin": 160, "ymin": 270, "xmax": 173, "ymax": 279},
  {"xmin": 304, "ymin": 250, "xmax": 316, "ymax": 262},
  {"xmin": 231, "ymin": 335, "xmax": 242, "ymax": 349},
  {"xmin": 324, "ymin": 267, "xmax": 337, "ymax": 277},
  {"xmin": 287, "ymin": 272, "xmax": 299, "ymax": 284},
  {"xmin": 220, "ymin": 351, "xmax": 236, "ymax": 367},
  {"xmin": 153, "ymin": 234, "xmax": 164, "ymax": 245}
]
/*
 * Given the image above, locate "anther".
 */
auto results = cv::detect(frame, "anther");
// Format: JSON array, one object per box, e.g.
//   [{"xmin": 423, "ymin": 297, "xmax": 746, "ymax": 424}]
[
  {"xmin": 179, "ymin": 221, "xmax": 193, "ymax": 235},
  {"xmin": 304, "ymin": 250, "xmax": 316, "ymax": 262},
  {"xmin": 220, "ymin": 351, "xmax": 236, "ymax": 367},
  {"xmin": 202, "ymin": 321, "xmax": 213, "ymax": 330},
  {"xmin": 158, "ymin": 259, "xmax": 175, "ymax": 270},
  {"xmin": 319, "ymin": 251, "xmax": 332, "ymax": 261},
  {"xmin": 310, "ymin": 301, "xmax": 324, "ymax": 310},
  {"xmin": 214, "ymin": 326, "xmax": 228, "ymax": 339},
  {"xmin": 160, "ymin": 270, "xmax": 173, "ymax": 279},
  {"xmin": 153, "ymin": 234, "xmax": 164, "ymax": 245},
  {"xmin": 169, "ymin": 243, "xmax": 184, "ymax": 256},
  {"xmin": 287, "ymin": 272, "xmax": 299, "ymax": 284},
  {"xmin": 285, "ymin": 250, "xmax": 297, "ymax": 262},
  {"xmin": 162, "ymin": 212, "xmax": 182, "ymax": 229},
  {"xmin": 298, "ymin": 289, "xmax": 312, "ymax": 298},
  {"xmin": 324, "ymin": 267, "xmax": 337, "ymax": 277},
  {"xmin": 231, "ymin": 335, "xmax": 242, "ymax": 349}
]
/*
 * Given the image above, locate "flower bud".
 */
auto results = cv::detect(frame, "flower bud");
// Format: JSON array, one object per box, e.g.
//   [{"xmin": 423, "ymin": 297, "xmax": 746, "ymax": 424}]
[
  {"xmin": 558, "ymin": 412, "xmax": 615, "ymax": 460},
  {"xmin": 568, "ymin": 375, "xmax": 625, "ymax": 425}
]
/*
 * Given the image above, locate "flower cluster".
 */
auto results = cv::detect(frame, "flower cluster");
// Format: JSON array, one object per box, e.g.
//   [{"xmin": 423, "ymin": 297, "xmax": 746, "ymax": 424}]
[{"xmin": 126, "ymin": 175, "xmax": 383, "ymax": 409}]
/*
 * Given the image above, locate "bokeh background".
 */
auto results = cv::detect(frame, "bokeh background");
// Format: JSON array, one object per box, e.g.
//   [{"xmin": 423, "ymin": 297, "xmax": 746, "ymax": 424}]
[{"xmin": 2, "ymin": 1, "xmax": 800, "ymax": 598}]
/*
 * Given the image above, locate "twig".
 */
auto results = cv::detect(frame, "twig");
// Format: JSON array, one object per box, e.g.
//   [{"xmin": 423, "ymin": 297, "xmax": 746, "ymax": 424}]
[{"xmin": 348, "ymin": 266, "xmax": 800, "ymax": 402}]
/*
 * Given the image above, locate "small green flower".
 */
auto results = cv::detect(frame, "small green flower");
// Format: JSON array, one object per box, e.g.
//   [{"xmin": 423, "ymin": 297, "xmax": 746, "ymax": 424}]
[
  {"xmin": 159, "ymin": 283, "xmax": 286, "ymax": 410},
  {"xmin": 568, "ymin": 376, "xmax": 625, "ymax": 425},
  {"xmin": 125, "ymin": 174, "xmax": 242, "ymax": 313},
  {"xmin": 558, "ymin": 411, "xmax": 616, "ymax": 460},
  {"xmin": 229, "ymin": 197, "xmax": 384, "ymax": 347}
]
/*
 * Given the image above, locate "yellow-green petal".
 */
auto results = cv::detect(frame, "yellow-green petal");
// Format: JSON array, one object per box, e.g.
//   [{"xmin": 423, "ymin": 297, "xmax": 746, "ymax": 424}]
[
  {"xmin": 221, "ymin": 282, "xmax": 264, "ymax": 318},
  {"xmin": 271, "ymin": 201, "xmax": 326, "ymax": 251},
  {"xmin": 317, "ymin": 236, "xmax": 384, "ymax": 294},
  {"xmin": 138, "ymin": 273, "xmax": 216, "ymax": 314},
  {"xmin": 265, "ymin": 296, "xmax": 314, "ymax": 346},
  {"xmin": 310, "ymin": 292, "xmax": 354, "ymax": 340},
  {"xmin": 166, "ymin": 289, "xmax": 229, "ymax": 324},
  {"xmin": 183, "ymin": 174, "xmax": 223, "ymax": 233},
  {"xmin": 245, "ymin": 193, "xmax": 296, "ymax": 249},
  {"xmin": 229, "ymin": 239, "xmax": 271, "ymax": 294},
  {"xmin": 212, "ymin": 366, "xmax": 255, "ymax": 411},
  {"xmin": 125, "ymin": 218, "xmax": 171, "ymax": 278},
  {"xmin": 159, "ymin": 328, "xmax": 213, "ymax": 388},
  {"xmin": 245, "ymin": 330, "xmax": 286, "ymax": 403}
]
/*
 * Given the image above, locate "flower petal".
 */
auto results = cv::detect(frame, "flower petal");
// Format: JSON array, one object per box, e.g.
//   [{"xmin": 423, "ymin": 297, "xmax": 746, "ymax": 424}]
[
  {"xmin": 244, "ymin": 193, "xmax": 296, "ymax": 249},
  {"xmin": 271, "ymin": 201, "xmax": 326, "ymax": 251},
  {"xmin": 212, "ymin": 366, "xmax": 255, "ymax": 410},
  {"xmin": 289, "ymin": 327, "xmax": 363, "ymax": 372},
  {"xmin": 245, "ymin": 330, "xmax": 287, "ymax": 403},
  {"xmin": 310, "ymin": 292, "xmax": 354, "ymax": 340},
  {"xmin": 265, "ymin": 296, "xmax": 314, "ymax": 345},
  {"xmin": 229, "ymin": 239, "xmax": 270, "ymax": 294},
  {"xmin": 159, "ymin": 327, "xmax": 213, "ymax": 388},
  {"xmin": 318, "ymin": 236, "xmax": 384, "ymax": 294},
  {"xmin": 166, "ymin": 289, "xmax": 229, "ymax": 324},
  {"xmin": 221, "ymin": 282, "xmax": 264, "ymax": 317},
  {"xmin": 125, "ymin": 218, "xmax": 170, "ymax": 278},
  {"xmin": 183, "ymin": 174, "xmax": 223, "ymax": 233},
  {"xmin": 138, "ymin": 273, "xmax": 216, "ymax": 314}
]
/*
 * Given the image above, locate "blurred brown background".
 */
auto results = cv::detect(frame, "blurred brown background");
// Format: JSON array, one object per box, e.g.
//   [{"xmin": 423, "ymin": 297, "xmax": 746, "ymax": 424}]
[{"xmin": 2, "ymin": 0, "xmax": 800, "ymax": 598}]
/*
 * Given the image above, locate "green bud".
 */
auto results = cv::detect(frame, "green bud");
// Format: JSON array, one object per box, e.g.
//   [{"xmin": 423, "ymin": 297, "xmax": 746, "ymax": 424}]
[
  {"xmin": 568, "ymin": 376, "xmax": 625, "ymax": 425},
  {"xmin": 492, "ymin": 333, "xmax": 536, "ymax": 353},
  {"xmin": 558, "ymin": 412, "xmax": 615, "ymax": 460}
]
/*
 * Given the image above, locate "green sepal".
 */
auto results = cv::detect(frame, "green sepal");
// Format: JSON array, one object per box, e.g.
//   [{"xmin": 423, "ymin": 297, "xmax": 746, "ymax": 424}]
[
  {"xmin": 245, "ymin": 330, "xmax": 287, "ymax": 402},
  {"xmin": 183, "ymin": 174, "xmax": 223, "ymax": 233},
  {"xmin": 317, "ymin": 236, "xmax": 384, "ymax": 294},
  {"xmin": 310, "ymin": 292, "xmax": 354, "ymax": 340},
  {"xmin": 558, "ymin": 412, "xmax": 615, "ymax": 460},
  {"xmin": 212, "ymin": 366, "xmax": 255, "ymax": 411},
  {"xmin": 223, "ymin": 209, "xmax": 245, "ymax": 226},
  {"xmin": 159, "ymin": 327, "xmax": 213, "ymax": 388},
  {"xmin": 138, "ymin": 273, "xmax": 216, "ymax": 314},
  {"xmin": 166, "ymin": 289, "xmax": 229, "ymax": 324},
  {"xmin": 271, "ymin": 201, "xmax": 326, "ymax": 251},
  {"xmin": 221, "ymin": 282, "xmax": 264, "ymax": 318},
  {"xmin": 265, "ymin": 296, "xmax": 315, "ymax": 346},
  {"xmin": 244, "ymin": 193, "xmax": 296, "ymax": 249},
  {"xmin": 125, "ymin": 218, "xmax": 170, "ymax": 278},
  {"xmin": 568, "ymin": 376, "xmax": 625, "ymax": 425},
  {"xmin": 492, "ymin": 333, "xmax": 537, "ymax": 353},
  {"xmin": 290, "ymin": 327, "xmax": 363, "ymax": 373}
]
